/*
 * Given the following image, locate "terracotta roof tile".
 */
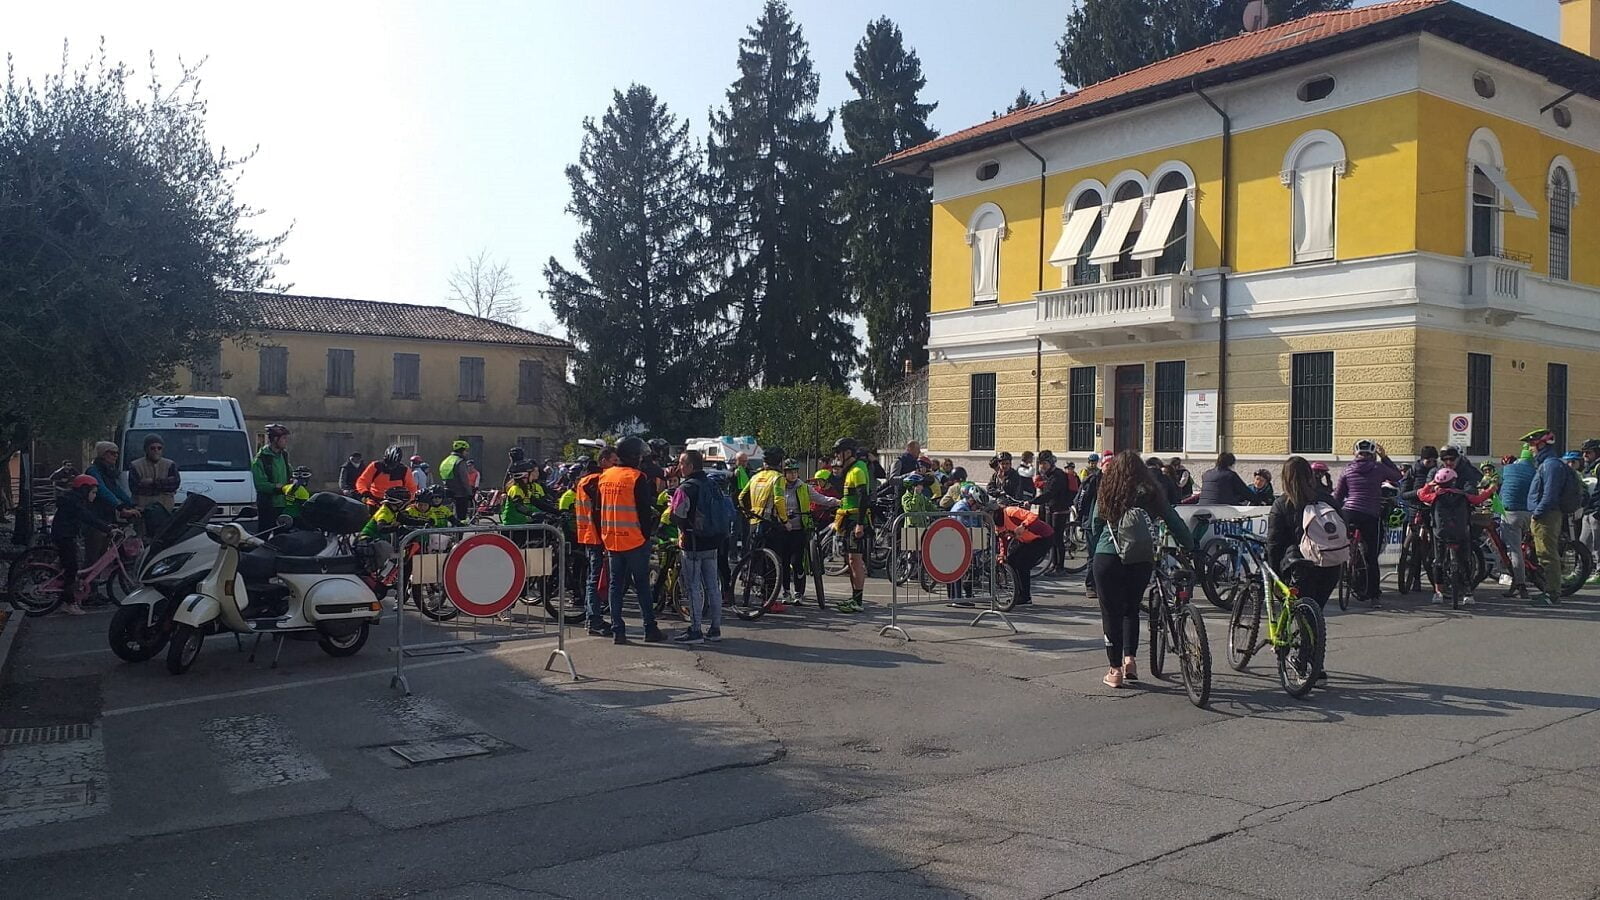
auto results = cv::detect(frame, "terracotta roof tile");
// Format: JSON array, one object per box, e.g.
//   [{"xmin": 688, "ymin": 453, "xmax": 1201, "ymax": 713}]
[
  {"xmin": 244, "ymin": 293, "xmax": 572, "ymax": 349},
  {"xmin": 883, "ymin": 0, "xmax": 1450, "ymax": 168}
]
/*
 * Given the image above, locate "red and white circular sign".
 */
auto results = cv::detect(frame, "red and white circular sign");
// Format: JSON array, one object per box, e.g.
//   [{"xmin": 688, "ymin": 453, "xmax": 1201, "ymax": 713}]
[
  {"xmin": 920, "ymin": 517, "xmax": 973, "ymax": 584},
  {"xmin": 442, "ymin": 533, "xmax": 527, "ymax": 617}
]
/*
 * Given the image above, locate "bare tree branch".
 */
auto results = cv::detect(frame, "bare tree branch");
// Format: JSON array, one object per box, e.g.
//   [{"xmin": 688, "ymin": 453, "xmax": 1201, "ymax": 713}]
[{"xmin": 448, "ymin": 248, "xmax": 524, "ymax": 323}]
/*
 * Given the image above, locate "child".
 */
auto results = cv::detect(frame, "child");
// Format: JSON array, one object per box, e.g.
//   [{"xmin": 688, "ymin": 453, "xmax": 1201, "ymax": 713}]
[
  {"xmin": 52, "ymin": 475, "xmax": 114, "ymax": 615},
  {"xmin": 282, "ymin": 466, "xmax": 313, "ymax": 521}
]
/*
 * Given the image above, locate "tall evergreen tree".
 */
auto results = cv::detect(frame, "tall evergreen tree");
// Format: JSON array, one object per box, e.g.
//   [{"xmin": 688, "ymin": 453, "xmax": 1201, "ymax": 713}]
[
  {"xmin": 544, "ymin": 85, "xmax": 719, "ymax": 435},
  {"xmin": 706, "ymin": 0, "xmax": 853, "ymax": 390},
  {"xmin": 1056, "ymin": 0, "xmax": 1352, "ymax": 88},
  {"xmin": 839, "ymin": 17, "xmax": 937, "ymax": 398}
]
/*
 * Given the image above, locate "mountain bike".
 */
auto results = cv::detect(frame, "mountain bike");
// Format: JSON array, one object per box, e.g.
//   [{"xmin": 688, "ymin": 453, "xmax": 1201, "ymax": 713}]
[
  {"xmin": 1226, "ymin": 536, "xmax": 1327, "ymax": 699},
  {"xmin": 1146, "ymin": 547, "xmax": 1210, "ymax": 707}
]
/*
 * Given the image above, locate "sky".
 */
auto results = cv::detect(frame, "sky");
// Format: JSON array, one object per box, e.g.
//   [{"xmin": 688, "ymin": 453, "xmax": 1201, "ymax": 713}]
[{"xmin": 4, "ymin": 0, "xmax": 1558, "ymax": 342}]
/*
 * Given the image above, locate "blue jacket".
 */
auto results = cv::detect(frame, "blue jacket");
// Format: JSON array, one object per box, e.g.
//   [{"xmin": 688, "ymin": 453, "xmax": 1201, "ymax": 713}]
[
  {"xmin": 1528, "ymin": 447, "xmax": 1567, "ymax": 518},
  {"xmin": 1498, "ymin": 460, "xmax": 1534, "ymax": 513}
]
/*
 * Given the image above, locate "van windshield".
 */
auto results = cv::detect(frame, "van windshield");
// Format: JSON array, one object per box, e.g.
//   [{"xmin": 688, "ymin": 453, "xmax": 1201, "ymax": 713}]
[{"xmin": 123, "ymin": 430, "xmax": 253, "ymax": 473}]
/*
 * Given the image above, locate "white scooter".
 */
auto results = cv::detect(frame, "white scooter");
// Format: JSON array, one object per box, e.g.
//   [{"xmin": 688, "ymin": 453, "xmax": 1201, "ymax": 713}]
[{"xmin": 167, "ymin": 516, "xmax": 382, "ymax": 675}]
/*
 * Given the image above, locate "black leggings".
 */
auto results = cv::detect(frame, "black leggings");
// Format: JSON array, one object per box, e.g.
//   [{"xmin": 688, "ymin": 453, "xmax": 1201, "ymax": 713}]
[{"xmin": 1091, "ymin": 554, "xmax": 1153, "ymax": 666}]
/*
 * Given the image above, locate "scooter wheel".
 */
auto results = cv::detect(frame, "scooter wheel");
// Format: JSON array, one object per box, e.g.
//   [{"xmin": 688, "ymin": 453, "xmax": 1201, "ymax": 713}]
[
  {"xmin": 166, "ymin": 624, "xmax": 203, "ymax": 675},
  {"xmin": 319, "ymin": 623, "xmax": 370, "ymax": 658},
  {"xmin": 109, "ymin": 605, "xmax": 169, "ymax": 662}
]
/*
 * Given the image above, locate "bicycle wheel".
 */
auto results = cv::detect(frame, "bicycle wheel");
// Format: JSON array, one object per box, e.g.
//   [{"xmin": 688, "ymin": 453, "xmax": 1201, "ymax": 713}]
[
  {"xmin": 1559, "ymin": 539, "xmax": 1593, "ymax": 597},
  {"xmin": 9, "ymin": 560, "xmax": 66, "ymax": 616},
  {"xmin": 732, "ymin": 547, "xmax": 780, "ymax": 620},
  {"xmin": 1277, "ymin": 600, "xmax": 1326, "ymax": 699},
  {"xmin": 1176, "ymin": 604, "xmax": 1212, "ymax": 708},
  {"xmin": 1227, "ymin": 581, "xmax": 1262, "ymax": 672},
  {"xmin": 1059, "ymin": 523, "xmax": 1090, "ymax": 575},
  {"xmin": 1199, "ymin": 541, "xmax": 1242, "ymax": 611},
  {"xmin": 1147, "ymin": 588, "xmax": 1171, "ymax": 679},
  {"xmin": 820, "ymin": 532, "xmax": 848, "ymax": 577}
]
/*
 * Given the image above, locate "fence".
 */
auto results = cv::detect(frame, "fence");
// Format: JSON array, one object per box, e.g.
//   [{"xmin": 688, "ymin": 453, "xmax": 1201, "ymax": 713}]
[
  {"xmin": 880, "ymin": 510, "xmax": 1015, "ymax": 642},
  {"xmin": 389, "ymin": 521, "xmax": 576, "ymax": 695}
]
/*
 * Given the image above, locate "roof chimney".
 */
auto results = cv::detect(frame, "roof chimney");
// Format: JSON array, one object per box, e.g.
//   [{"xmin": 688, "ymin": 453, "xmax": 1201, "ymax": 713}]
[{"xmin": 1561, "ymin": 0, "xmax": 1600, "ymax": 57}]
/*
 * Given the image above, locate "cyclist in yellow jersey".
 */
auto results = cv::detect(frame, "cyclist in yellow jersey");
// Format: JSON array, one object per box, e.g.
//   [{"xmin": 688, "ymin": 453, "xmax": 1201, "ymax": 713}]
[{"xmin": 832, "ymin": 437, "xmax": 871, "ymax": 612}]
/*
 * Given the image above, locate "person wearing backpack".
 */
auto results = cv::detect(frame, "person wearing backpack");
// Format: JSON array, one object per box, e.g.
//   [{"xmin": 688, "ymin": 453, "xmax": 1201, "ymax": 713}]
[
  {"xmin": 1333, "ymin": 440, "xmax": 1403, "ymax": 607},
  {"xmin": 1267, "ymin": 456, "xmax": 1346, "ymax": 611},
  {"xmin": 1524, "ymin": 428, "xmax": 1572, "ymax": 605},
  {"xmin": 1088, "ymin": 450, "xmax": 1194, "ymax": 689},
  {"xmin": 669, "ymin": 449, "xmax": 730, "ymax": 643}
]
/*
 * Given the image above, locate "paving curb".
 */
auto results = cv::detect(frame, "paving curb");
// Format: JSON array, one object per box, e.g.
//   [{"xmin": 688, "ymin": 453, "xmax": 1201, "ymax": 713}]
[{"xmin": 0, "ymin": 610, "xmax": 23, "ymax": 693}]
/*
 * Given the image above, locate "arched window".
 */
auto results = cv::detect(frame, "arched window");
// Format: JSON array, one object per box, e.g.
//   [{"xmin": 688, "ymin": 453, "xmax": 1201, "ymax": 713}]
[
  {"xmin": 966, "ymin": 203, "xmax": 1006, "ymax": 304},
  {"xmin": 1550, "ymin": 164, "xmax": 1574, "ymax": 280},
  {"xmin": 1282, "ymin": 130, "xmax": 1347, "ymax": 264},
  {"xmin": 1152, "ymin": 170, "xmax": 1192, "ymax": 275}
]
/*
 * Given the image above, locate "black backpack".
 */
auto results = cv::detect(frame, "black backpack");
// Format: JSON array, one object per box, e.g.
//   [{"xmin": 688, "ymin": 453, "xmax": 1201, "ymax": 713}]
[{"xmin": 1432, "ymin": 490, "xmax": 1472, "ymax": 543}]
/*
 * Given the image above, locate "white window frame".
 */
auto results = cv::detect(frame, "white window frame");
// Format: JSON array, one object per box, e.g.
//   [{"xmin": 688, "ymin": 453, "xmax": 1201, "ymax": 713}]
[
  {"xmin": 1281, "ymin": 129, "xmax": 1348, "ymax": 265},
  {"xmin": 965, "ymin": 202, "xmax": 1007, "ymax": 304}
]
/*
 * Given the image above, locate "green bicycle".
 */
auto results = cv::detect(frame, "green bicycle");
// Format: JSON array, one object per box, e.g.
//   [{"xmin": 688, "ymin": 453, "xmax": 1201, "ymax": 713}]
[{"xmin": 1226, "ymin": 536, "xmax": 1328, "ymax": 699}]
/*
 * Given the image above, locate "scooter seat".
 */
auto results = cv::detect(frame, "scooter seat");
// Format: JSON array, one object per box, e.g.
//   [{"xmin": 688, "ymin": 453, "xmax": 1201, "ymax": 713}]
[{"xmin": 273, "ymin": 555, "xmax": 364, "ymax": 575}]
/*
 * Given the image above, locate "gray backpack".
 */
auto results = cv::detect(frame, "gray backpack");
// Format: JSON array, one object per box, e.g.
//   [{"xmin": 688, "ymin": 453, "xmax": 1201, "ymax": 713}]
[{"xmin": 1110, "ymin": 507, "xmax": 1156, "ymax": 564}]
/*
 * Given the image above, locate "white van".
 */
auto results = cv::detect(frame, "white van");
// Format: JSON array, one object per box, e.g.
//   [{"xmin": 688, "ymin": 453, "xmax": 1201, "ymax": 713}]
[{"xmin": 119, "ymin": 396, "xmax": 257, "ymax": 518}]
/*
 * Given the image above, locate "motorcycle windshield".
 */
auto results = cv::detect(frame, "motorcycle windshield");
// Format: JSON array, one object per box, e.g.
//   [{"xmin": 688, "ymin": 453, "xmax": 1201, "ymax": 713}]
[{"xmin": 146, "ymin": 494, "xmax": 217, "ymax": 561}]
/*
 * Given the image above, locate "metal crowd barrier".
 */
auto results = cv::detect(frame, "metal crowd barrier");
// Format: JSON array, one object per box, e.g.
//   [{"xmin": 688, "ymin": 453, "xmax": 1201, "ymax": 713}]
[
  {"xmin": 389, "ymin": 521, "xmax": 577, "ymax": 695},
  {"xmin": 881, "ymin": 510, "xmax": 1016, "ymax": 642}
]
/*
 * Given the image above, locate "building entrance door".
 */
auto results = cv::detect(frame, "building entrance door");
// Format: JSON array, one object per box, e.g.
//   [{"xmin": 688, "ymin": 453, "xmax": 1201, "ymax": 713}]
[{"xmin": 1114, "ymin": 365, "xmax": 1145, "ymax": 453}]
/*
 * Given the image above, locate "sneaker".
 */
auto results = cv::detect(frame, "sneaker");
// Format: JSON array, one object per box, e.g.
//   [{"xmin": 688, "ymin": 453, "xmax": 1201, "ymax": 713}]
[
  {"xmin": 644, "ymin": 627, "xmax": 667, "ymax": 643},
  {"xmin": 672, "ymin": 630, "xmax": 704, "ymax": 645},
  {"xmin": 1431, "ymin": 591, "xmax": 1444, "ymax": 605},
  {"xmin": 60, "ymin": 602, "xmax": 87, "ymax": 617},
  {"xmin": 706, "ymin": 628, "xmax": 722, "ymax": 642}
]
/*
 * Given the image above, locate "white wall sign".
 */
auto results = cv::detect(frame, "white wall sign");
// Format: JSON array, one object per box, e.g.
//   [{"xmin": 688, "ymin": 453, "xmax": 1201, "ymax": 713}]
[
  {"xmin": 1448, "ymin": 413, "xmax": 1472, "ymax": 448},
  {"xmin": 1185, "ymin": 391, "xmax": 1218, "ymax": 454}
]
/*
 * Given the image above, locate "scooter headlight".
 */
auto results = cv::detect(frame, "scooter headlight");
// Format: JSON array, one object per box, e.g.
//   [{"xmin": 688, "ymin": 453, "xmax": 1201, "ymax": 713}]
[{"xmin": 146, "ymin": 553, "xmax": 193, "ymax": 579}]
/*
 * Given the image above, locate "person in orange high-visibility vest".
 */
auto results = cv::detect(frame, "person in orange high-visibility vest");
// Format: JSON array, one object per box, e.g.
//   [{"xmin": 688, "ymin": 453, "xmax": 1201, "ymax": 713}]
[
  {"xmin": 584, "ymin": 437, "xmax": 662, "ymax": 644},
  {"xmin": 572, "ymin": 448, "xmax": 617, "ymax": 635}
]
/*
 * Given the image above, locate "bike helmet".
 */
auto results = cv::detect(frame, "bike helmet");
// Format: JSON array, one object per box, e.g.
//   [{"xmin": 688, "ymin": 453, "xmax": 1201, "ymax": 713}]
[
  {"xmin": 383, "ymin": 485, "xmax": 412, "ymax": 504},
  {"xmin": 1310, "ymin": 461, "xmax": 1329, "ymax": 473},
  {"xmin": 291, "ymin": 466, "xmax": 313, "ymax": 480},
  {"xmin": 1352, "ymin": 439, "xmax": 1378, "ymax": 458},
  {"xmin": 264, "ymin": 423, "xmax": 290, "ymax": 439},
  {"xmin": 831, "ymin": 437, "xmax": 859, "ymax": 457},
  {"xmin": 383, "ymin": 445, "xmax": 404, "ymax": 467},
  {"xmin": 616, "ymin": 435, "xmax": 648, "ymax": 467},
  {"xmin": 70, "ymin": 474, "xmax": 99, "ymax": 490},
  {"xmin": 1431, "ymin": 467, "xmax": 1458, "ymax": 486},
  {"xmin": 452, "ymin": 439, "xmax": 470, "ymax": 452},
  {"xmin": 901, "ymin": 473, "xmax": 925, "ymax": 486},
  {"xmin": 1520, "ymin": 428, "xmax": 1556, "ymax": 447},
  {"xmin": 781, "ymin": 458, "xmax": 800, "ymax": 472},
  {"xmin": 763, "ymin": 447, "xmax": 786, "ymax": 468}
]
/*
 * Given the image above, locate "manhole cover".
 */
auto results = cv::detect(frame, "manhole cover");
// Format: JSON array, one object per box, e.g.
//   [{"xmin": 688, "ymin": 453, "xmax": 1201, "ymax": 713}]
[
  {"xmin": 0, "ymin": 724, "xmax": 93, "ymax": 746},
  {"xmin": 389, "ymin": 736, "xmax": 494, "ymax": 765},
  {"xmin": 0, "ymin": 783, "xmax": 93, "ymax": 813}
]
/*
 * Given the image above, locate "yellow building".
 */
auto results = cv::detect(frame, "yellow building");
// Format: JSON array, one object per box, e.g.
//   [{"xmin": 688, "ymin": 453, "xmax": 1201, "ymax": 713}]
[
  {"xmin": 184, "ymin": 294, "xmax": 572, "ymax": 489},
  {"xmin": 885, "ymin": 0, "xmax": 1600, "ymax": 469}
]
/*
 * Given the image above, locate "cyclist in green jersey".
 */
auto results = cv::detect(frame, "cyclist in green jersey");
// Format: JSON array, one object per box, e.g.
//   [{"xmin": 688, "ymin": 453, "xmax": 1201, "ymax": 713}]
[{"xmin": 832, "ymin": 437, "xmax": 872, "ymax": 612}]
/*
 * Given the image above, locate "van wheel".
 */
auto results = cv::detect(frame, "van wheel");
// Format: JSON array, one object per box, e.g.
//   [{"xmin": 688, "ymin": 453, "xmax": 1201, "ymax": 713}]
[
  {"xmin": 109, "ymin": 605, "xmax": 168, "ymax": 662},
  {"xmin": 319, "ymin": 624, "xmax": 369, "ymax": 657},
  {"xmin": 166, "ymin": 624, "xmax": 203, "ymax": 675}
]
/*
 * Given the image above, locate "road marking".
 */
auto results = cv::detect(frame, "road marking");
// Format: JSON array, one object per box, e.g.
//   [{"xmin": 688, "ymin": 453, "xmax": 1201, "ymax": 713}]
[
  {"xmin": 0, "ymin": 726, "xmax": 108, "ymax": 831},
  {"xmin": 363, "ymin": 695, "xmax": 481, "ymax": 742},
  {"xmin": 201, "ymin": 714, "xmax": 329, "ymax": 793},
  {"xmin": 101, "ymin": 634, "xmax": 584, "ymax": 717}
]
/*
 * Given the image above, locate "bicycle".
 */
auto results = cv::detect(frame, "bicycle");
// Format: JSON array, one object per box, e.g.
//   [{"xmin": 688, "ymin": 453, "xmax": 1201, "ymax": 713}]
[
  {"xmin": 6, "ymin": 528, "xmax": 141, "ymax": 616},
  {"xmin": 1145, "ymin": 546, "xmax": 1211, "ymax": 708},
  {"xmin": 1226, "ymin": 536, "xmax": 1327, "ymax": 699}
]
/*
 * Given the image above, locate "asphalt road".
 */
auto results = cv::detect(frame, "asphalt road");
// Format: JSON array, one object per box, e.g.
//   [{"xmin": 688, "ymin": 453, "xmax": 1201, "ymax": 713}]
[{"xmin": 1, "ymin": 568, "xmax": 1598, "ymax": 899}]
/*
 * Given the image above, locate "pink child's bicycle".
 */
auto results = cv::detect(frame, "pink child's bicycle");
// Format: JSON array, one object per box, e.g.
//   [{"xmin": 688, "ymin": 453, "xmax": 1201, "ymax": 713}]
[{"xmin": 4, "ymin": 529, "xmax": 142, "ymax": 616}]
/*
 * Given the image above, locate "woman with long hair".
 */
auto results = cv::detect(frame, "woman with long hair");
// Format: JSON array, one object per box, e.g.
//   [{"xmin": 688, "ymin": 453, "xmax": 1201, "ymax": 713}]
[
  {"xmin": 1089, "ymin": 450, "xmax": 1194, "ymax": 689},
  {"xmin": 1266, "ymin": 456, "xmax": 1342, "ymax": 610}
]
